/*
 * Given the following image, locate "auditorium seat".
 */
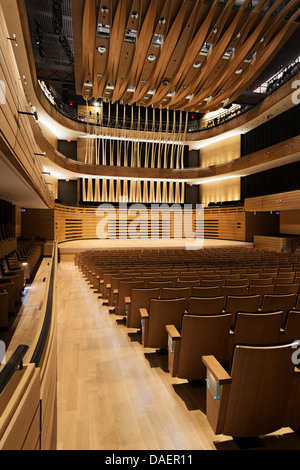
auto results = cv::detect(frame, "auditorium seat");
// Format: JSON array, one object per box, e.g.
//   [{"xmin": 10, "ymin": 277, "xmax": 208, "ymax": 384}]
[
  {"xmin": 166, "ymin": 313, "xmax": 232, "ymax": 380},
  {"xmin": 114, "ymin": 279, "xmax": 147, "ymax": 315},
  {"xmin": 220, "ymin": 285, "xmax": 249, "ymax": 298},
  {"xmin": 248, "ymin": 284, "xmax": 275, "ymax": 303},
  {"xmin": 250, "ymin": 277, "xmax": 273, "ymax": 285},
  {"xmin": 176, "ymin": 279, "xmax": 200, "ymax": 288},
  {"xmin": 201, "ymin": 279, "xmax": 225, "ymax": 287},
  {"xmin": 187, "ymin": 296, "xmax": 225, "ymax": 315},
  {"xmin": 225, "ymin": 295, "xmax": 261, "ymax": 324},
  {"xmin": 280, "ymin": 310, "xmax": 300, "ymax": 341},
  {"xmin": 125, "ymin": 287, "xmax": 161, "ymax": 329},
  {"xmin": 228, "ymin": 311, "xmax": 284, "ymax": 358},
  {"xmin": 0, "ymin": 279, "xmax": 16, "ymax": 314},
  {"xmin": 273, "ymin": 276, "xmax": 295, "ymax": 284},
  {"xmin": 260, "ymin": 293, "xmax": 298, "ymax": 318},
  {"xmin": 225, "ymin": 278, "xmax": 250, "ymax": 286},
  {"xmin": 274, "ymin": 283, "xmax": 299, "ymax": 295},
  {"xmin": 107, "ymin": 275, "xmax": 133, "ymax": 307},
  {"xmin": 202, "ymin": 341, "xmax": 300, "ymax": 438},
  {"xmin": 161, "ymin": 287, "xmax": 191, "ymax": 309},
  {"xmin": 191, "ymin": 285, "xmax": 221, "ymax": 297},
  {"xmin": 148, "ymin": 280, "xmax": 176, "ymax": 289},
  {"xmin": 140, "ymin": 297, "xmax": 186, "ymax": 349},
  {"xmin": 0, "ymin": 287, "xmax": 8, "ymax": 328}
]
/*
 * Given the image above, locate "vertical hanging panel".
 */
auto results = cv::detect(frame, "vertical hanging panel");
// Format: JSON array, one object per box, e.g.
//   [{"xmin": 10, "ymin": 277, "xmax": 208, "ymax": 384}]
[
  {"xmin": 143, "ymin": 180, "xmax": 148, "ymax": 203},
  {"xmin": 82, "ymin": 178, "xmax": 87, "ymax": 202},
  {"xmin": 87, "ymin": 178, "xmax": 94, "ymax": 201},
  {"xmin": 156, "ymin": 181, "xmax": 161, "ymax": 204},
  {"xmin": 116, "ymin": 179, "xmax": 121, "ymax": 202},
  {"xmin": 168, "ymin": 182, "xmax": 174, "ymax": 204},
  {"xmin": 94, "ymin": 179, "xmax": 100, "ymax": 201},
  {"xmin": 162, "ymin": 182, "xmax": 167, "ymax": 203},
  {"xmin": 149, "ymin": 181, "xmax": 155, "ymax": 203},
  {"xmin": 181, "ymin": 182, "xmax": 185, "ymax": 203},
  {"xmin": 102, "ymin": 179, "xmax": 107, "ymax": 202},
  {"xmin": 136, "ymin": 180, "xmax": 141, "ymax": 202},
  {"xmin": 175, "ymin": 182, "xmax": 180, "ymax": 203},
  {"xmin": 109, "ymin": 179, "xmax": 115, "ymax": 202},
  {"xmin": 123, "ymin": 179, "xmax": 128, "ymax": 202}
]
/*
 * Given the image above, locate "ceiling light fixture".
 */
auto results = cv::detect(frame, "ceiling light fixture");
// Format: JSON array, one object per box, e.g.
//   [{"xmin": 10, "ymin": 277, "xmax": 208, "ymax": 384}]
[
  {"xmin": 159, "ymin": 17, "xmax": 166, "ymax": 24},
  {"xmin": 148, "ymin": 54, "xmax": 156, "ymax": 61},
  {"xmin": 193, "ymin": 61, "xmax": 201, "ymax": 68},
  {"xmin": 235, "ymin": 68, "xmax": 243, "ymax": 74},
  {"xmin": 98, "ymin": 46, "xmax": 106, "ymax": 53},
  {"xmin": 131, "ymin": 11, "xmax": 138, "ymax": 19},
  {"xmin": 101, "ymin": 6, "xmax": 108, "ymax": 13}
]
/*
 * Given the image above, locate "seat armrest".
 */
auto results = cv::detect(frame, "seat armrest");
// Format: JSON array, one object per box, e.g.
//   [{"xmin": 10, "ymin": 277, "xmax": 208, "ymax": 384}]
[
  {"xmin": 125, "ymin": 297, "xmax": 131, "ymax": 304},
  {"xmin": 202, "ymin": 355, "xmax": 231, "ymax": 385},
  {"xmin": 165, "ymin": 324, "xmax": 181, "ymax": 339},
  {"xmin": 139, "ymin": 308, "xmax": 149, "ymax": 319}
]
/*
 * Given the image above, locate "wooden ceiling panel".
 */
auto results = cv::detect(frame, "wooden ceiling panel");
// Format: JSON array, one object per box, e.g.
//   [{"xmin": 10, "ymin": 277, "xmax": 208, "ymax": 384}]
[{"xmin": 73, "ymin": 0, "xmax": 300, "ymax": 111}]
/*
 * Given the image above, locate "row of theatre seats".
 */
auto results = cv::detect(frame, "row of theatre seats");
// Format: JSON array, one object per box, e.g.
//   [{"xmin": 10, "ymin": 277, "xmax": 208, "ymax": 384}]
[
  {"xmin": 76, "ymin": 247, "xmax": 300, "ymax": 439},
  {"xmin": 0, "ymin": 242, "xmax": 41, "ymax": 329}
]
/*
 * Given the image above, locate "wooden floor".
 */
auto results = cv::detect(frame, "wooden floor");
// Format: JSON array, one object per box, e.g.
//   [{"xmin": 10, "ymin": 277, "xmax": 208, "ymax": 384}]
[{"xmin": 56, "ymin": 261, "xmax": 300, "ymax": 451}]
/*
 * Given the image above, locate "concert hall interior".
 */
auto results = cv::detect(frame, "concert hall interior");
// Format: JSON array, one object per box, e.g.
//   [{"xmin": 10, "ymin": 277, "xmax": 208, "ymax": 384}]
[{"xmin": 0, "ymin": 0, "xmax": 300, "ymax": 451}]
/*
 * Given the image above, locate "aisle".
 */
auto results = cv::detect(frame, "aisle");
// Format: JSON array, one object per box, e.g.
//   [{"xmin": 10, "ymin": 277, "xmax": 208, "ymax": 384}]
[
  {"xmin": 55, "ymin": 261, "xmax": 300, "ymax": 451},
  {"xmin": 55, "ymin": 261, "xmax": 221, "ymax": 450}
]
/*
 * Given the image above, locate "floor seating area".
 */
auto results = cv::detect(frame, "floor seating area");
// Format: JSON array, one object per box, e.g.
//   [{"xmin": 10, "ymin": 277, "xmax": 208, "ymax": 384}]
[
  {"xmin": 0, "ymin": 241, "xmax": 41, "ymax": 330},
  {"xmin": 76, "ymin": 246, "xmax": 300, "ymax": 440}
]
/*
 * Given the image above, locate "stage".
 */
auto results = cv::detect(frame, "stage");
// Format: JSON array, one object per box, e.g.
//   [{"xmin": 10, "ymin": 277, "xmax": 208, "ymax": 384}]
[{"xmin": 58, "ymin": 238, "xmax": 253, "ymax": 261}]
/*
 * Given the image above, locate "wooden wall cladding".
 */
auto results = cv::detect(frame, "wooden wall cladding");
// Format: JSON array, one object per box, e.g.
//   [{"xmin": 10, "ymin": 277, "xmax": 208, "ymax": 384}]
[
  {"xmin": 244, "ymin": 189, "xmax": 300, "ymax": 212},
  {"xmin": 0, "ymin": 4, "xmax": 54, "ymax": 209},
  {"xmin": 0, "ymin": 364, "xmax": 41, "ymax": 450},
  {"xmin": 21, "ymin": 209, "xmax": 54, "ymax": 240},
  {"xmin": 55, "ymin": 204, "xmax": 249, "ymax": 243}
]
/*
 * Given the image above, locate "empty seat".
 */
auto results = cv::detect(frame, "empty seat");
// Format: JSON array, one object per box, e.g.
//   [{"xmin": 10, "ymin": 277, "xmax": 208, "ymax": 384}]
[
  {"xmin": 250, "ymin": 277, "xmax": 273, "ymax": 285},
  {"xmin": 275, "ymin": 283, "xmax": 299, "ymax": 295},
  {"xmin": 161, "ymin": 287, "xmax": 191, "ymax": 309},
  {"xmin": 187, "ymin": 296, "xmax": 224, "ymax": 315},
  {"xmin": 220, "ymin": 285, "xmax": 249, "ymax": 298},
  {"xmin": 248, "ymin": 284, "xmax": 275, "ymax": 303},
  {"xmin": 191, "ymin": 285, "xmax": 221, "ymax": 297},
  {"xmin": 225, "ymin": 295, "xmax": 261, "ymax": 324},
  {"xmin": 225, "ymin": 278, "xmax": 250, "ymax": 286},
  {"xmin": 228, "ymin": 311, "xmax": 284, "ymax": 357},
  {"xmin": 176, "ymin": 279, "xmax": 200, "ymax": 288},
  {"xmin": 202, "ymin": 341, "xmax": 300, "ymax": 438},
  {"xmin": 140, "ymin": 298, "xmax": 186, "ymax": 349},
  {"xmin": 115, "ymin": 279, "xmax": 147, "ymax": 315},
  {"xmin": 273, "ymin": 276, "xmax": 295, "ymax": 284},
  {"xmin": 126, "ymin": 287, "xmax": 160, "ymax": 329},
  {"xmin": 201, "ymin": 279, "xmax": 225, "ymax": 287},
  {"xmin": 261, "ymin": 293, "xmax": 297, "ymax": 318},
  {"xmin": 280, "ymin": 310, "xmax": 300, "ymax": 341},
  {"xmin": 148, "ymin": 280, "xmax": 176, "ymax": 289},
  {"xmin": 0, "ymin": 287, "xmax": 8, "ymax": 328},
  {"xmin": 166, "ymin": 313, "xmax": 232, "ymax": 380}
]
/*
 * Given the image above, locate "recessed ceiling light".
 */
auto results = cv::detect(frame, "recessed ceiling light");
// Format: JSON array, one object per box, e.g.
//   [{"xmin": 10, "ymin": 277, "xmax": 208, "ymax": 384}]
[
  {"xmin": 131, "ymin": 11, "xmax": 138, "ymax": 19},
  {"xmin": 193, "ymin": 61, "xmax": 201, "ymax": 68},
  {"xmin": 148, "ymin": 54, "xmax": 156, "ymax": 61},
  {"xmin": 235, "ymin": 68, "xmax": 243, "ymax": 74},
  {"xmin": 101, "ymin": 6, "xmax": 108, "ymax": 13},
  {"xmin": 159, "ymin": 17, "xmax": 166, "ymax": 24},
  {"xmin": 98, "ymin": 46, "xmax": 106, "ymax": 53}
]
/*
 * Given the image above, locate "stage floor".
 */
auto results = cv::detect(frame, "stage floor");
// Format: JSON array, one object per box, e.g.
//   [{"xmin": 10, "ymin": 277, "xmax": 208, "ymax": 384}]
[{"xmin": 58, "ymin": 238, "xmax": 253, "ymax": 259}]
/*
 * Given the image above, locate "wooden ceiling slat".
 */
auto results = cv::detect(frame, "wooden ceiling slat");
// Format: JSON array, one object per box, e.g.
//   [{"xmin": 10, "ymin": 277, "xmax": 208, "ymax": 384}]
[{"xmin": 74, "ymin": 0, "xmax": 300, "ymax": 111}]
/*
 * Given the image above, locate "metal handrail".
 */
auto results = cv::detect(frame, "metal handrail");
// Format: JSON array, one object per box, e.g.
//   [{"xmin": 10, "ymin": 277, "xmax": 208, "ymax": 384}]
[{"xmin": 0, "ymin": 345, "xmax": 29, "ymax": 394}]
